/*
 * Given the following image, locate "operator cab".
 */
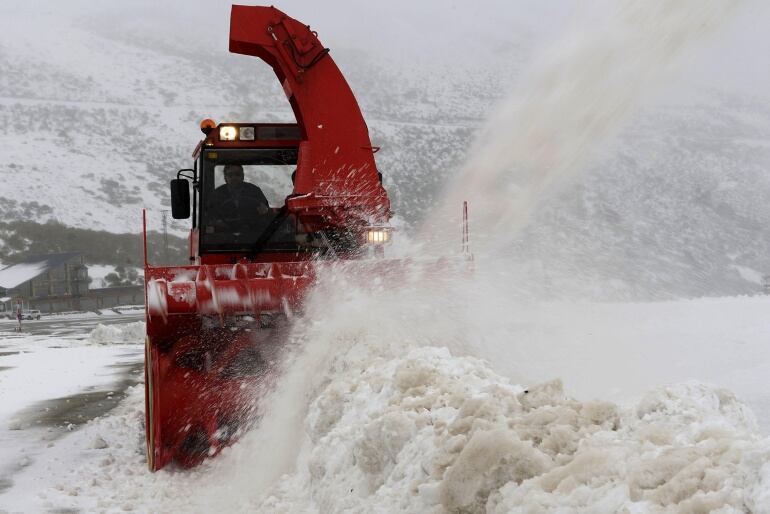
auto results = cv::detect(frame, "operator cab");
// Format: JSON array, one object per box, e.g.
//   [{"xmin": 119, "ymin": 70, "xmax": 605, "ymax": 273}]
[
  {"xmin": 200, "ymin": 148, "xmax": 297, "ymax": 254},
  {"xmin": 170, "ymin": 120, "xmax": 366, "ymax": 263}
]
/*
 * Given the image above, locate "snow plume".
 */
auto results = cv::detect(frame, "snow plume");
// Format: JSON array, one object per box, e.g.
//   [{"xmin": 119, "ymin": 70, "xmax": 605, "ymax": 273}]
[
  {"xmin": 183, "ymin": 260, "xmax": 478, "ymax": 511},
  {"xmin": 432, "ymin": 0, "xmax": 743, "ymax": 254}
]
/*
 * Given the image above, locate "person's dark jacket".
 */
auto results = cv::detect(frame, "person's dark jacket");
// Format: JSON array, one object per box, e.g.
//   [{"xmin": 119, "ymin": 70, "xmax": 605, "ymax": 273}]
[{"xmin": 208, "ymin": 182, "xmax": 269, "ymax": 230}]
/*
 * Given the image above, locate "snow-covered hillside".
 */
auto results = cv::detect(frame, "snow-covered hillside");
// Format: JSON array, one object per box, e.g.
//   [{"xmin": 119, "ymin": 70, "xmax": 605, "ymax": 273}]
[
  {"xmin": 0, "ymin": 1, "xmax": 520, "ymax": 235},
  {"xmin": 506, "ymin": 96, "xmax": 770, "ymax": 300},
  {"xmin": 2, "ymin": 1, "xmax": 770, "ymax": 298}
]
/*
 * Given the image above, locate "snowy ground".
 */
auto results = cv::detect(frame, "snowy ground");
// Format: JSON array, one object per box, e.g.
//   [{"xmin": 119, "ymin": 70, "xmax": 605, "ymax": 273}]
[
  {"xmin": 0, "ymin": 317, "xmax": 144, "ymax": 512},
  {"xmin": 1, "ymin": 281, "xmax": 769, "ymax": 513}
]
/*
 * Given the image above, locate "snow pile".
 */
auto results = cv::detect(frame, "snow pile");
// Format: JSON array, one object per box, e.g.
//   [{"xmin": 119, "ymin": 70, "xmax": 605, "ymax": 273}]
[
  {"xmin": 9, "ymin": 342, "xmax": 770, "ymax": 513},
  {"xmin": 86, "ymin": 321, "xmax": 145, "ymax": 345},
  {"xmin": 256, "ymin": 346, "xmax": 770, "ymax": 513}
]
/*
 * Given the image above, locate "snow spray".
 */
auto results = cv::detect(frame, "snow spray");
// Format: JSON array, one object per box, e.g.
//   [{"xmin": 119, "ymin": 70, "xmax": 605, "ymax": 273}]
[
  {"xmin": 179, "ymin": 262, "xmax": 478, "ymax": 509},
  {"xmin": 430, "ymin": 0, "xmax": 742, "ymax": 255}
]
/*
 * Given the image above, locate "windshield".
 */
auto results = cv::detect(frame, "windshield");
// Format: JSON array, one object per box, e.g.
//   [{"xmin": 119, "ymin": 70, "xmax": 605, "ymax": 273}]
[{"xmin": 199, "ymin": 149, "xmax": 299, "ymax": 253}]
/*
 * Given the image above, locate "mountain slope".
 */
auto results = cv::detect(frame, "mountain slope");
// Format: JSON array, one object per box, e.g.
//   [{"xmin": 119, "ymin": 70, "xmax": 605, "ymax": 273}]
[{"xmin": 2, "ymin": 2, "xmax": 770, "ymax": 298}]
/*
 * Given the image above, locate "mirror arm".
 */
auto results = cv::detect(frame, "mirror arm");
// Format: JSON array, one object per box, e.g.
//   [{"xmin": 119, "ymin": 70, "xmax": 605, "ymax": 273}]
[
  {"xmin": 192, "ymin": 163, "xmax": 198, "ymax": 229},
  {"xmin": 177, "ymin": 168, "xmax": 195, "ymax": 180}
]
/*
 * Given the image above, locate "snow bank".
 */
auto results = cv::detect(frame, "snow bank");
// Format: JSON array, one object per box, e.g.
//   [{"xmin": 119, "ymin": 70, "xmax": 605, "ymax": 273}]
[
  {"xmin": 86, "ymin": 321, "xmax": 145, "ymax": 345},
  {"xmin": 255, "ymin": 344, "xmax": 770, "ymax": 513},
  {"xmin": 10, "ymin": 342, "xmax": 769, "ymax": 513}
]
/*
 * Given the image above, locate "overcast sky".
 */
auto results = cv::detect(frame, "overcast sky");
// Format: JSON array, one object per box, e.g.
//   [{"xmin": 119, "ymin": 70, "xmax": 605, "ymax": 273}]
[{"xmin": 5, "ymin": 0, "xmax": 768, "ymax": 106}]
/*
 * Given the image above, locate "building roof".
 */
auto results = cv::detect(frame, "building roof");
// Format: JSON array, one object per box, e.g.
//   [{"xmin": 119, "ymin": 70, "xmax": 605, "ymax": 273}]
[{"xmin": 0, "ymin": 252, "xmax": 82, "ymax": 289}]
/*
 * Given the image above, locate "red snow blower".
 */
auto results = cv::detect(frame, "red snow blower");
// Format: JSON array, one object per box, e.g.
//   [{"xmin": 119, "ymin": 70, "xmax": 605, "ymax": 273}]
[{"xmin": 143, "ymin": 5, "xmax": 468, "ymax": 471}]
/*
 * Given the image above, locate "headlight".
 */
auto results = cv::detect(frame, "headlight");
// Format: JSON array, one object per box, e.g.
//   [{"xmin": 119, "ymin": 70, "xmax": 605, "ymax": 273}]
[
  {"xmin": 239, "ymin": 126, "xmax": 255, "ymax": 141},
  {"xmin": 219, "ymin": 126, "xmax": 237, "ymax": 141},
  {"xmin": 366, "ymin": 228, "xmax": 391, "ymax": 244}
]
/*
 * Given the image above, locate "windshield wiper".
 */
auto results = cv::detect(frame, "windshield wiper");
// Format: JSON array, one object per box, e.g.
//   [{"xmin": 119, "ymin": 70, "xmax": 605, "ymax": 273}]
[{"xmin": 249, "ymin": 205, "xmax": 290, "ymax": 258}]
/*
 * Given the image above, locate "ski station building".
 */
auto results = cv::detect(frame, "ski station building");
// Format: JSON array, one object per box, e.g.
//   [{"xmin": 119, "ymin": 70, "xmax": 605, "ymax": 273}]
[
  {"xmin": 0, "ymin": 252, "xmax": 90, "ymax": 314},
  {"xmin": 0, "ymin": 253, "xmax": 143, "ymax": 315}
]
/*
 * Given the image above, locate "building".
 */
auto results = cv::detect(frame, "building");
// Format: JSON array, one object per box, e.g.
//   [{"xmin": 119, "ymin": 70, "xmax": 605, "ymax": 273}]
[
  {"xmin": 0, "ymin": 252, "xmax": 90, "ymax": 314},
  {"xmin": 0, "ymin": 253, "xmax": 145, "ymax": 314}
]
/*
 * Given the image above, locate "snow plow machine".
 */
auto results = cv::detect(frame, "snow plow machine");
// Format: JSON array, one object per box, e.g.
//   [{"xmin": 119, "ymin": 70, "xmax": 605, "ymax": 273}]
[{"xmin": 142, "ymin": 5, "xmax": 398, "ymax": 471}]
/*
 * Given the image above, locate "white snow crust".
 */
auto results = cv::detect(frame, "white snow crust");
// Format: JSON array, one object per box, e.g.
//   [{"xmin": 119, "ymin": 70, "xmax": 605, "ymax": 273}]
[
  {"xmin": 0, "ymin": 322, "xmax": 145, "ymax": 422},
  {"xmin": 261, "ymin": 351, "xmax": 770, "ymax": 514}
]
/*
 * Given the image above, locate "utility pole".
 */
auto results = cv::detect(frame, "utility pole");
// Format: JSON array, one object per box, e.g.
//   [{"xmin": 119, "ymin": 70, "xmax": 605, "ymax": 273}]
[{"xmin": 161, "ymin": 210, "xmax": 169, "ymax": 266}]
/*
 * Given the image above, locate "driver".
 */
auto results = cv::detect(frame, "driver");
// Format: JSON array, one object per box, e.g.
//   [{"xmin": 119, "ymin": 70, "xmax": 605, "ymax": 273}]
[{"xmin": 209, "ymin": 164, "xmax": 269, "ymax": 230}]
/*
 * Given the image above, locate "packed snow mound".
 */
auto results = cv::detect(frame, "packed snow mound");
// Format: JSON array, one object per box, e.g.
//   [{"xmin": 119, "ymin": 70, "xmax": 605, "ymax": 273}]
[
  {"xmin": 260, "ymin": 346, "xmax": 770, "ymax": 513},
  {"xmin": 87, "ymin": 321, "xmax": 145, "ymax": 345},
  {"xmin": 7, "ymin": 322, "xmax": 770, "ymax": 512}
]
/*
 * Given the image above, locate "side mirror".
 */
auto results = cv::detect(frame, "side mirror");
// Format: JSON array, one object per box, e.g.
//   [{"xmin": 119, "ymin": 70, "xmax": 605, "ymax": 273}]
[{"xmin": 170, "ymin": 179, "xmax": 190, "ymax": 219}]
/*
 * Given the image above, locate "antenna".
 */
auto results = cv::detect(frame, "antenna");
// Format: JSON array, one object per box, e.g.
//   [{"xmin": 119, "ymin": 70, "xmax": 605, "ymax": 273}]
[
  {"xmin": 462, "ymin": 201, "xmax": 474, "ymax": 266},
  {"xmin": 462, "ymin": 201, "xmax": 470, "ymax": 255},
  {"xmin": 161, "ymin": 210, "xmax": 169, "ymax": 266}
]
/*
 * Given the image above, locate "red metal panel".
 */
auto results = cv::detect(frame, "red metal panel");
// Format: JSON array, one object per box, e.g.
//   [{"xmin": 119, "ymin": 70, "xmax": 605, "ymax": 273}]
[{"xmin": 229, "ymin": 5, "xmax": 390, "ymax": 225}]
